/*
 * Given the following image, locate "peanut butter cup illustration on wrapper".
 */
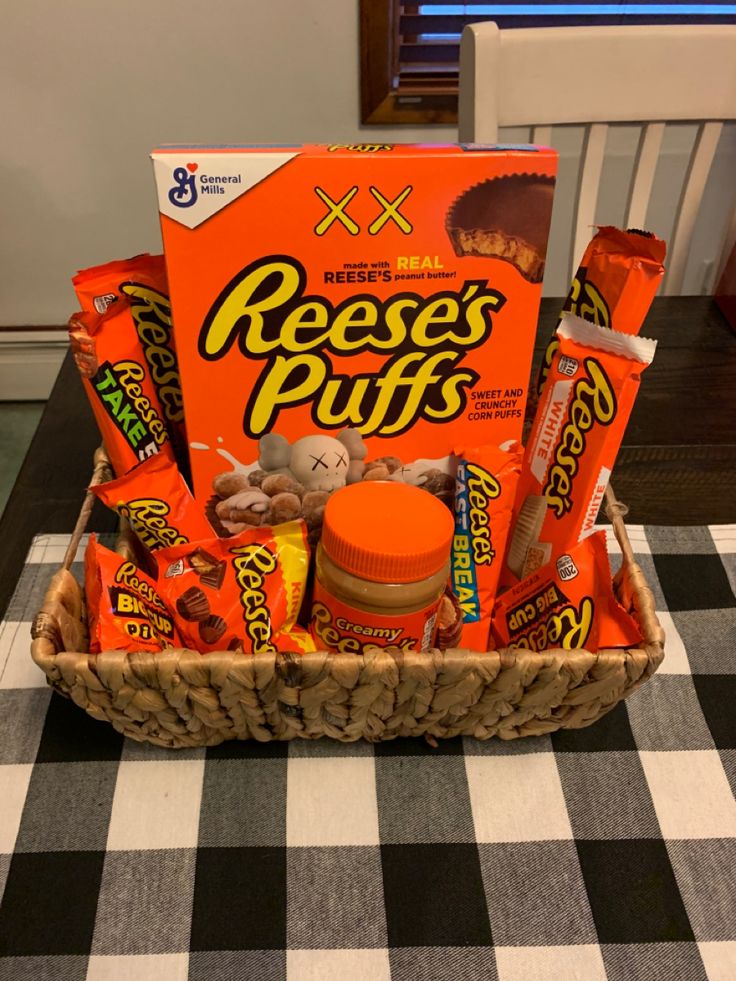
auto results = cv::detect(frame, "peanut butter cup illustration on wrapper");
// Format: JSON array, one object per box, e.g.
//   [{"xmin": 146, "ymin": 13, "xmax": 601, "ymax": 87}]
[{"xmin": 446, "ymin": 174, "xmax": 555, "ymax": 283}]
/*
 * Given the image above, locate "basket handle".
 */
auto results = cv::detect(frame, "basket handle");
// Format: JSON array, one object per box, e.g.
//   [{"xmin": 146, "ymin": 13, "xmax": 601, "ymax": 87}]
[
  {"xmin": 62, "ymin": 445, "xmax": 112, "ymax": 571},
  {"xmin": 604, "ymin": 484, "xmax": 635, "ymax": 566}
]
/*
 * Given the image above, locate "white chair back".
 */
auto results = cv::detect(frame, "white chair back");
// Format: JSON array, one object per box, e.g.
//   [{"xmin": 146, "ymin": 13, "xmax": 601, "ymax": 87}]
[{"xmin": 459, "ymin": 23, "xmax": 736, "ymax": 294}]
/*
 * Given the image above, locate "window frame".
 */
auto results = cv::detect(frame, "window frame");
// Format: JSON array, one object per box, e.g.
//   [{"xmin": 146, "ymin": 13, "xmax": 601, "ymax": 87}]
[
  {"xmin": 360, "ymin": 0, "xmax": 459, "ymax": 125},
  {"xmin": 360, "ymin": 1, "xmax": 736, "ymax": 126}
]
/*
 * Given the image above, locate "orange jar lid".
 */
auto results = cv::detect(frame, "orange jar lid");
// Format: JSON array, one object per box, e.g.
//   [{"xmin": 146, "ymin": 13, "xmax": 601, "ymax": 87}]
[{"xmin": 321, "ymin": 481, "xmax": 454, "ymax": 584}]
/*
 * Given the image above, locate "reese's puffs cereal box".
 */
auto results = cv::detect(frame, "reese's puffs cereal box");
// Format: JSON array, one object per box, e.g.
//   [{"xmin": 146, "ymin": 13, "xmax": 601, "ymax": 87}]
[{"xmin": 151, "ymin": 144, "xmax": 557, "ymax": 505}]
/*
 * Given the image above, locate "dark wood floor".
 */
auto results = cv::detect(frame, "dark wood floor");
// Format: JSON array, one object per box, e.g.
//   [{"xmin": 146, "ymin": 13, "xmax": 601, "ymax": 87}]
[{"xmin": 1, "ymin": 296, "xmax": 734, "ymax": 619}]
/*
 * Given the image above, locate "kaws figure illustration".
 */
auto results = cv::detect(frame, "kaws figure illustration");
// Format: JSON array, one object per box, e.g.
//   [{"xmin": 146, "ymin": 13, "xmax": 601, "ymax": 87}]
[
  {"xmin": 206, "ymin": 427, "xmax": 456, "ymax": 546},
  {"xmin": 206, "ymin": 429, "xmax": 367, "ymax": 545},
  {"xmin": 258, "ymin": 431, "xmax": 366, "ymax": 492}
]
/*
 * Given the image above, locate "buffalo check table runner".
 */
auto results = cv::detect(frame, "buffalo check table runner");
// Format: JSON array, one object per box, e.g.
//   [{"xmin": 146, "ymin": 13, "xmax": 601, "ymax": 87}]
[{"xmin": 0, "ymin": 528, "xmax": 734, "ymax": 981}]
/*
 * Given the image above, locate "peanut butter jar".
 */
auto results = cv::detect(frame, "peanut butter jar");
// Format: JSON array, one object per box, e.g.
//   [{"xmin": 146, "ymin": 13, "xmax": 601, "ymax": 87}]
[{"xmin": 309, "ymin": 481, "xmax": 454, "ymax": 654}]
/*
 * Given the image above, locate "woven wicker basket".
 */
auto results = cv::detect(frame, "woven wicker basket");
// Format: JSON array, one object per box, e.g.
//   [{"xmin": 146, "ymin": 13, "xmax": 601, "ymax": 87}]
[{"xmin": 30, "ymin": 448, "xmax": 665, "ymax": 748}]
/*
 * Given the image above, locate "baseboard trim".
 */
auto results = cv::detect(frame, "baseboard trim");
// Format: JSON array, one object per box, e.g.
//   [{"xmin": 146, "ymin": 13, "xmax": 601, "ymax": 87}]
[{"xmin": 0, "ymin": 329, "xmax": 67, "ymax": 400}]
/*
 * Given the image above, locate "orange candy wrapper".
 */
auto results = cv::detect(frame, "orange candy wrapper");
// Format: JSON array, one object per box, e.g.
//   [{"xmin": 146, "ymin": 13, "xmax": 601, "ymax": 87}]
[
  {"xmin": 73, "ymin": 254, "xmax": 161, "ymax": 314},
  {"xmin": 69, "ymin": 299, "xmax": 175, "ymax": 477},
  {"xmin": 71, "ymin": 254, "xmax": 187, "ymax": 467},
  {"xmin": 91, "ymin": 453, "xmax": 214, "ymax": 551},
  {"xmin": 155, "ymin": 522, "xmax": 315, "ymax": 654},
  {"xmin": 85, "ymin": 535, "xmax": 182, "ymax": 653},
  {"xmin": 534, "ymin": 226, "xmax": 665, "ymax": 403},
  {"xmin": 492, "ymin": 531, "xmax": 641, "ymax": 652},
  {"xmin": 451, "ymin": 442, "xmax": 522, "ymax": 650},
  {"xmin": 505, "ymin": 313, "xmax": 656, "ymax": 583}
]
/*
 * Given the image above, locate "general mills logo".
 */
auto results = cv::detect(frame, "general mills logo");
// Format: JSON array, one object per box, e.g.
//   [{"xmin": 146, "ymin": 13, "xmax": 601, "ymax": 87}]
[{"xmin": 168, "ymin": 163, "xmax": 198, "ymax": 208}]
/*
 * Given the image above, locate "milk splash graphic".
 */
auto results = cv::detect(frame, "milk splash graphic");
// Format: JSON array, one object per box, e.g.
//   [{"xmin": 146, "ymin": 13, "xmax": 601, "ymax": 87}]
[
  {"xmin": 190, "ymin": 437, "xmax": 455, "ymax": 487},
  {"xmin": 189, "ymin": 437, "xmax": 259, "ymax": 476}
]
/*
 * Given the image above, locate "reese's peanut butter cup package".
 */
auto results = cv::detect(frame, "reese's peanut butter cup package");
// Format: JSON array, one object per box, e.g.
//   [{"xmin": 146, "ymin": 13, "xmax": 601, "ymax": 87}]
[
  {"xmin": 534, "ymin": 226, "xmax": 665, "ymax": 402},
  {"xmin": 451, "ymin": 442, "xmax": 522, "ymax": 650},
  {"xmin": 151, "ymin": 144, "xmax": 557, "ymax": 517},
  {"xmin": 72, "ymin": 254, "xmax": 187, "ymax": 462},
  {"xmin": 492, "ymin": 531, "xmax": 641, "ymax": 652},
  {"xmin": 505, "ymin": 313, "xmax": 656, "ymax": 584},
  {"xmin": 91, "ymin": 453, "xmax": 214, "ymax": 552},
  {"xmin": 69, "ymin": 299, "xmax": 175, "ymax": 477},
  {"xmin": 84, "ymin": 535, "xmax": 181, "ymax": 653},
  {"xmin": 155, "ymin": 522, "xmax": 315, "ymax": 654}
]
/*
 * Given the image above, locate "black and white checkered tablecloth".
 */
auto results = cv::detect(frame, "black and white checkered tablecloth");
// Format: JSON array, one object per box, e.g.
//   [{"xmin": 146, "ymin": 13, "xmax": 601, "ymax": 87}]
[{"xmin": 0, "ymin": 526, "xmax": 734, "ymax": 981}]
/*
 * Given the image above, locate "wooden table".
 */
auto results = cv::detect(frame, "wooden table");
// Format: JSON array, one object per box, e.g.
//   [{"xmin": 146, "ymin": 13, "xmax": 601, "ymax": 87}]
[{"xmin": 1, "ymin": 296, "xmax": 734, "ymax": 619}]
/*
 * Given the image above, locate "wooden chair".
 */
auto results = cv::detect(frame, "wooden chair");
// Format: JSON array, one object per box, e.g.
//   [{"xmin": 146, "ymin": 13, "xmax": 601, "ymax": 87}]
[{"xmin": 458, "ymin": 23, "xmax": 736, "ymax": 293}]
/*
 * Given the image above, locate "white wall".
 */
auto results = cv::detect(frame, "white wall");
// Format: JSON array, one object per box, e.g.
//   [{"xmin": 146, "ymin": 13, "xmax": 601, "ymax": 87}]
[
  {"xmin": 1, "ymin": 0, "xmax": 453, "ymax": 327},
  {"xmin": 2, "ymin": 1, "xmax": 735, "ymax": 329}
]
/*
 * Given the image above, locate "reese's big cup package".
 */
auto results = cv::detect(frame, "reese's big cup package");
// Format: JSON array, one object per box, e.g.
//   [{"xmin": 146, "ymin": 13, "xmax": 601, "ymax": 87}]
[
  {"xmin": 505, "ymin": 313, "xmax": 656, "ymax": 583},
  {"xmin": 85, "ymin": 535, "xmax": 181, "ymax": 653},
  {"xmin": 91, "ymin": 453, "xmax": 214, "ymax": 551},
  {"xmin": 154, "ymin": 522, "xmax": 316, "ymax": 654},
  {"xmin": 451, "ymin": 442, "xmax": 522, "ymax": 650},
  {"xmin": 492, "ymin": 531, "xmax": 641, "ymax": 652},
  {"xmin": 72, "ymin": 254, "xmax": 187, "ymax": 463},
  {"xmin": 534, "ymin": 226, "xmax": 665, "ymax": 402},
  {"xmin": 151, "ymin": 144, "xmax": 557, "ymax": 509}
]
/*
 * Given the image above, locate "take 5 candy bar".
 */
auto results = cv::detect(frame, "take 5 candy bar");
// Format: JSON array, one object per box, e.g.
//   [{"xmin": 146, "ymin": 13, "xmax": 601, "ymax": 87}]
[
  {"xmin": 71, "ymin": 254, "xmax": 187, "ymax": 467},
  {"xmin": 74, "ymin": 254, "xmax": 160, "ymax": 315},
  {"xmin": 69, "ymin": 300, "xmax": 175, "ymax": 477},
  {"xmin": 151, "ymin": 143, "xmax": 557, "ymax": 507}
]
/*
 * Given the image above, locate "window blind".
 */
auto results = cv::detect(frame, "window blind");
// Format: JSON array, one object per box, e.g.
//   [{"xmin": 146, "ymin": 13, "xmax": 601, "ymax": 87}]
[
  {"xmin": 362, "ymin": 0, "xmax": 735, "ymax": 123},
  {"xmin": 398, "ymin": 1, "xmax": 736, "ymax": 97}
]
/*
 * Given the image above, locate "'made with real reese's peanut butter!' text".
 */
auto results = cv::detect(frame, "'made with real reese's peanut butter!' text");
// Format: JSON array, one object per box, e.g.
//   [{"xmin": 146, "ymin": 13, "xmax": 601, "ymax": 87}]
[{"xmin": 151, "ymin": 143, "xmax": 558, "ymax": 504}]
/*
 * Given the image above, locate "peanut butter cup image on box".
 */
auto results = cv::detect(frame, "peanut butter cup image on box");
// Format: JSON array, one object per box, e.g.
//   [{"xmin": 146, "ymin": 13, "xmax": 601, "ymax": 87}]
[{"xmin": 446, "ymin": 174, "xmax": 555, "ymax": 283}]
